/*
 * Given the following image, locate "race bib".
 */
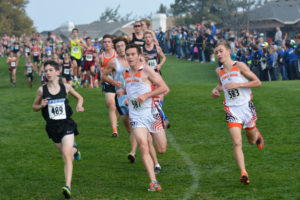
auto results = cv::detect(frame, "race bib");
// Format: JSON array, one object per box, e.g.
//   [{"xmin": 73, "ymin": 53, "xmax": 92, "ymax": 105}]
[
  {"xmin": 64, "ymin": 68, "xmax": 70, "ymax": 75},
  {"xmin": 48, "ymin": 98, "xmax": 66, "ymax": 120},
  {"xmin": 34, "ymin": 51, "xmax": 38, "ymax": 56},
  {"xmin": 14, "ymin": 45, "xmax": 19, "ymax": 50},
  {"xmin": 86, "ymin": 54, "xmax": 93, "ymax": 61},
  {"xmin": 129, "ymin": 98, "xmax": 142, "ymax": 110},
  {"xmin": 72, "ymin": 46, "xmax": 79, "ymax": 53},
  {"xmin": 148, "ymin": 59, "xmax": 157, "ymax": 69},
  {"xmin": 11, "ymin": 62, "xmax": 16, "ymax": 67},
  {"xmin": 27, "ymin": 67, "xmax": 32, "ymax": 73},
  {"xmin": 25, "ymin": 48, "xmax": 30, "ymax": 53},
  {"xmin": 47, "ymin": 50, "xmax": 52, "ymax": 56},
  {"xmin": 3, "ymin": 41, "xmax": 7, "ymax": 45},
  {"xmin": 225, "ymin": 89, "xmax": 243, "ymax": 101}
]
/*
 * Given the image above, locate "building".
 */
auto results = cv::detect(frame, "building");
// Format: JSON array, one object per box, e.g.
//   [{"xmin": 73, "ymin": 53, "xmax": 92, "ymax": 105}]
[{"xmin": 249, "ymin": 0, "xmax": 300, "ymax": 39}]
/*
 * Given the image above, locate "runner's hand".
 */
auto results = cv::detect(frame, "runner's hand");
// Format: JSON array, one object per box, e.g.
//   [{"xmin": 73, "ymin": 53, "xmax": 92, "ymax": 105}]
[
  {"xmin": 114, "ymin": 81, "xmax": 122, "ymax": 88},
  {"xmin": 211, "ymin": 88, "xmax": 220, "ymax": 99},
  {"xmin": 41, "ymin": 99, "xmax": 48, "ymax": 108},
  {"xmin": 224, "ymin": 82, "xmax": 239, "ymax": 90},
  {"xmin": 137, "ymin": 94, "xmax": 148, "ymax": 103},
  {"xmin": 117, "ymin": 89, "xmax": 125, "ymax": 97},
  {"xmin": 76, "ymin": 105, "xmax": 84, "ymax": 112}
]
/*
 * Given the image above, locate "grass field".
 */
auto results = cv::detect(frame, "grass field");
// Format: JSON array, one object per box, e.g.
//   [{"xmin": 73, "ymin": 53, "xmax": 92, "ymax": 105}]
[{"xmin": 0, "ymin": 56, "xmax": 299, "ymax": 200}]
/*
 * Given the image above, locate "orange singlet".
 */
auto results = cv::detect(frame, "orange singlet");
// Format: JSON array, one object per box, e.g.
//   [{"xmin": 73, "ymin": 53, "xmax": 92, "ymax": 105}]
[{"xmin": 102, "ymin": 50, "xmax": 116, "ymax": 69}]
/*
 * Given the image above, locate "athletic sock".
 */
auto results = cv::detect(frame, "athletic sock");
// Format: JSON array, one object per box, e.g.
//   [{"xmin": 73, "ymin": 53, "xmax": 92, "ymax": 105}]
[{"xmin": 155, "ymin": 163, "xmax": 161, "ymax": 168}]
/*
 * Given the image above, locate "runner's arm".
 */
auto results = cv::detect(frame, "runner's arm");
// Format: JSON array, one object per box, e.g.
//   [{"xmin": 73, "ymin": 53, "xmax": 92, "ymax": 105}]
[
  {"xmin": 225, "ymin": 62, "xmax": 261, "ymax": 90},
  {"xmin": 65, "ymin": 84, "xmax": 84, "ymax": 112},
  {"xmin": 156, "ymin": 46, "xmax": 166, "ymax": 70},
  {"xmin": 33, "ymin": 87, "xmax": 47, "ymax": 111},
  {"xmin": 212, "ymin": 68, "xmax": 223, "ymax": 98},
  {"xmin": 101, "ymin": 59, "xmax": 116, "ymax": 85},
  {"xmin": 137, "ymin": 67, "xmax": 169, "ymax": 103}
]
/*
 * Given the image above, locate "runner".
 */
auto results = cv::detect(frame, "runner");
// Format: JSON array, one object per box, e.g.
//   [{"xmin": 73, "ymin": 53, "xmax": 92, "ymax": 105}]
[
  {"xmin": 102, "ymin": 37, "xmax": 138, "ymax": 162},
  {"xmin": 121, "ymin": 43, "xmax": 168, "ymax": 191},
  {"xmin": 69, "ymin": 28, "xmax": 83, "ymax": 85},
  {"xmin": 24, "ymin": 56, "xmax": 33, "ymax": 88},
  {"xmin": 6, "ymin": 51, "xmax": 18, "ymax": 87},
  {"xmin": 99, "ymin": 34, "xmax": 118, "ymax": 137},
  {"xmin": 211, "ymin": 41, "xmax": 264, "ymax": 185},
  {"xmin": 143, "ymin": 31, "xmax": 170, "ymax": 129},
  {"xmin": 2, "ymin": 33, "xmax": 10, "ymax": 56},
  {"xmin": 32, "ymin": 40, "xmax": 41, "ymax": 73},
  {"xmin": 128, "ymin": 21, "xmax": 145, "ymax": 48},
  {"xmin": 140, "ymin": 19, "xmax": 159, "ymax": 46},
  {"xmin": 82, "ymin": 37, "xmax": 97, "ymax": 88},
  {"xmin": 32, "ymin": 60, "xmax": 84, "ymax": 199},
  {"xmin": 61, "ymin": 52, "xmax": 73, "ymax": 86}
]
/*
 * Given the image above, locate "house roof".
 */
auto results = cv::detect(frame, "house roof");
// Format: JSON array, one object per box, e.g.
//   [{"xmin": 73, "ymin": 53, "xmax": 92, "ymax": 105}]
[
  {"xmin": 41, "ymin": 20, "xmax": 134, "ymax": 42},
  {"xmin": 249, "ymin": 0, "xmax": 300, "ymax": 24}
]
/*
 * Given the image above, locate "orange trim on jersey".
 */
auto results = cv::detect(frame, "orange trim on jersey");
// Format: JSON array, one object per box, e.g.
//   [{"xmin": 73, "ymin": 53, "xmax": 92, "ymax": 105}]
[
  {"xmin": 228, "ymin": 122, "xmax": 242, "ymax": 129},
  {"xmin": 124, "ymin": 68, "xmax": 143, "ymax": 80},
  {"xmin": 245, "ymin": 126, "xmax": 256, "ymax": 131},
  {"xmin": 102, "ymin": 50, "xmax": 116, "ymax": 69},
  {"xmin": 219, "ymin": 62, "xmax": 239, "ymax": 78}
]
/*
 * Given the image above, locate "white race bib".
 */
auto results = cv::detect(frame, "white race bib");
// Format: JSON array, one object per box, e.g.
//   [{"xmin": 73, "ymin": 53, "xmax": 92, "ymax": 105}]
[
  {"xmin": 129, "ymin": 98, "xmax": 143, "ymax": 110},
  {"xmin": 25, "ymin": 48, "xmax": 30, "ymax": 53},
  {"xmin": 86, "ymin": 54, "xmax": 93, "ymax": 61},
  {"xmin": 47, "ymin": 51, "xmax": 52, "ymax": 56},
  {"xmin": 27, "ymin": 67, "xmax": 32, "ymax": 73},
  {"xmin": 14, "ymin": 45, "xmax": 19, "ymax": 50},
  {"xmin": 64, "ymin": 68, "xmax": 70, "ymax": 75},
  {"xmin": 48, "ymin": 99, "xmax": 66, "ymax": 120},
  {"xmin": 225, "ymin": 89, "xmax": 243, "ymax": 102},
  {"xmin": 11, "ymin": 62, "xmax": 16, "ymax": 67},
  {"xmin": 148, "ymin": 59, "xmax": 157, "ymax": 69},
  {"xmin": 3, "ymin": 41, "xmax": 7, "ymax": 45},
  {"xmin": 72, "ymin": 46, "xmax": 79, "ymax": 53},
  {"xmin": 34, "ymin": 51, "xmax": 38, "ymax": 56}
]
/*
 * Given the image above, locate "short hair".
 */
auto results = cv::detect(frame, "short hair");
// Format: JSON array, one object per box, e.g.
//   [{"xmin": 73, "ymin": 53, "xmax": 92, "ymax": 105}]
[
  {"xmin": 143, "ymin": 31, "xmax": 153, "ymax": 37},
  {"xmin": 44, "ymin": 60, "xmax": 60, "ymax": 71},
  {"xmin": 216, "ymin": 41, "xmax": 231, "ymax": 50},
  {"xmin": 141, "ymin": 19, "xmax": 151, "ymax": 28},
  {"xmin": 126, "ymin": 43, "xmax": 142, "ymax": 55},
  {"xmin": 72, "ymin": 28, "xmax": 78, "ymax": 33},
  {"xmin": 103, "ymin": 34, "xmax": 113, "ymax": 41},
  {"xmin": 86, "ymin": 36, "xmax": 91, "ymax": 40},
  {"xmin": 113, "ymin": 37, "xmax": 128, "ymax": 49}
]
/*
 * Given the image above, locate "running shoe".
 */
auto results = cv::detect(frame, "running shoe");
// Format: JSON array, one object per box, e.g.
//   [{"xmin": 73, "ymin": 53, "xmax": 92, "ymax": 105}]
[
  {"xmin": 240, "ymin": 172, "xmax": 250, "ymax": 185},
  {"xmin": 62, "ymin": 186, "xmax": 71, "ymax": 199},
  {"xmin": 112, "ymin": 132, "xmax": 118, "ymax": 137},
  {"xmin": 127, "ymin": 153, "xmax": 136, "ymax": 163},
  {"xmin": 73, "ymin": 142, "xmax": 81, "ymax": 161},
  {"xmin": 163, "ymin": 120, "xmax": 170, "ymax": 129},
  {"xmin": 154, "ymin": 166, "xmax": 162, "ymax": 174},
  {"xmin": 148, "ymin": 182, "xmax": 162, "ymax": 191},
  {"xmin": 256, "ymin": 130, "xmax": 264, "ymax": 150}
]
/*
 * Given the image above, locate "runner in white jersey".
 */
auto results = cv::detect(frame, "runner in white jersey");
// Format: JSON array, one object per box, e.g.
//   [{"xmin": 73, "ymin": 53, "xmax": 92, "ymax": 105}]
[
  {"xmin": 211, "ymin": 41, "xmax": 264, "ymax": 185},
  {"xmin": 118, "ymin": 43, "xmax": 168, "ymax": 191},
  {"xmin": 102, "ymin": 37, "xmax": 138, "ymax": 162}
]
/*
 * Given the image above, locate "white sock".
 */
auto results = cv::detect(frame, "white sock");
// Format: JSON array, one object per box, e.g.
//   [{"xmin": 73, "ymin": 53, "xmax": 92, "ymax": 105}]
[{"xmin": 155, "ymin": 163, "xmax": 161, "ymax": 168}]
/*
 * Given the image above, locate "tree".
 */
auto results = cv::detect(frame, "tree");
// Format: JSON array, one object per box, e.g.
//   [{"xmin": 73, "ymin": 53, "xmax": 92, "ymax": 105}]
[
  {"xmin": 100, "ymin": 5, "xmax": 121, "ymax": 22},
  {"xmin": 0, "ymin": 0, "xmax": 35, "ymax": 36},
  {"xmin": 157, "ymin": 4, "xmax": 168, "ymax": 14},
  {"xmin": 170, "ymin": 0, "xmax": 265, "ymax": 30}
]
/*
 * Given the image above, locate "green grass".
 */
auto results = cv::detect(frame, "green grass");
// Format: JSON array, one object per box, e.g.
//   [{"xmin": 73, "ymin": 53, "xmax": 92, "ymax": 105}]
[{"xmin": 0, "ymin": 56, "xmax": 299, "ymax": 199}]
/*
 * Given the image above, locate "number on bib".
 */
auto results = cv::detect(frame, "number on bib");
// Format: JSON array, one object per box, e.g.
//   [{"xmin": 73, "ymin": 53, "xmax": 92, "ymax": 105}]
[
  {"xmin": 86, "ymin": 54, "xmax": 93, "ymax": 61},
  {"xmin": 148, "ymin": 59, "xmax": 157, "ymax": 69},
  {"xmin": 11, "ymin": 62, "xmax": 16, "ymax": 67},
  {"xmin": 27, "ymin": 67, "xmax": 32, "ymax": 73},
  {"xmin": 130, "ymin": 98, "xmax": 142, "ymax": 110},
  {"xmin": 47, "ymin": 51, "xmax": 52, "ymax": 56},
  {"xmin": 226, "ymin": 89, "xmax": 241, "ymax": 101},
  {"xmin": 64, "ymin": 68, "xmax": 70, "ymax": 75},
  {"xmin": 48, "ymin": 99, "xmax": 67, "ymax": 120},
  {"xmin": 72, "ymin": 46, "xmax": 79, "ymax": 53},
  {"xmin": 34, "ymin": 51, "xmax": 38, "ymax": 56}
]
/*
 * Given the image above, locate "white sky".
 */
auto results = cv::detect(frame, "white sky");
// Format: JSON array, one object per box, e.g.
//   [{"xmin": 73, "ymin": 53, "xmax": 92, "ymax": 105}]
[{"xmin": 26, "ymin": 0, "xmax": 174, "ymax": 32}]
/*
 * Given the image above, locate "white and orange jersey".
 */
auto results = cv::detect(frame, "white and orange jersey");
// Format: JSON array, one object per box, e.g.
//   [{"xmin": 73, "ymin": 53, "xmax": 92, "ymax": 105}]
[
  {"xmin": 219, "ymin": 62, "xmax": 252, "ymax": 107},
  {"xmin": 124, "ymin": 66, "xmax": 154, "ymax": 118},
  {"xmin": 101, "ymin": 50, "xmax": 116, "ymax": 69}
]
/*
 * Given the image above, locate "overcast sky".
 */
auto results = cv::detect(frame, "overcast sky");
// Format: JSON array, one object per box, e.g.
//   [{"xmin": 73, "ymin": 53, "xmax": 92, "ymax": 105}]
[{"xmin": 26, "ymin": 0, "xmax": 175, "ymax": 32}]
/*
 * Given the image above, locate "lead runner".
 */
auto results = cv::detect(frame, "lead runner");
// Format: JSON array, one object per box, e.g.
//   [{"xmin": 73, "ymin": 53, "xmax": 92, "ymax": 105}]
[
  {"xmin": 211, "ymin": 41, "xmax": 264, "ymax": 185},
  {"xmin": 32, "ymin": 60, "xmax": 84, "ymax": 199}
]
